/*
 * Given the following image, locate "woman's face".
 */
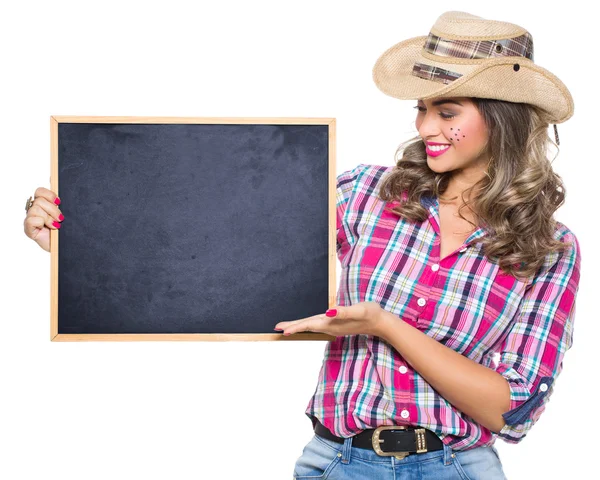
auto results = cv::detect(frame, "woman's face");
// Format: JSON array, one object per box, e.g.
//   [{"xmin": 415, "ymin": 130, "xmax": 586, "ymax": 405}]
[{"xmin": 415, "ymin": 96, "xmax": 490, "ymax": 177}]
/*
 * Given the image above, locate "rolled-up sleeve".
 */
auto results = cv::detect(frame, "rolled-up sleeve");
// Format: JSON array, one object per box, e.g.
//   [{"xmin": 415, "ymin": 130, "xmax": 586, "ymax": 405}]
[
  {"xmin": 495, "ymin": 229, "xmax": 581, "ymax": 443},
  {"xmin": 336, "ymin": 164, "xmax": 364, "ymax": 257}
]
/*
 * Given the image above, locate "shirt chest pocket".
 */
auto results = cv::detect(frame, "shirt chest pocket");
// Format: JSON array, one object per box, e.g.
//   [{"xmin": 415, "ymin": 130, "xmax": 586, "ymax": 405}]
[
  {"xmin": 416, "ymin": 270, "xmax": 523, "ymax": 355},
  {"xmin": 418, "ymin": 309, "xmax": 506, "ymax": 356}
]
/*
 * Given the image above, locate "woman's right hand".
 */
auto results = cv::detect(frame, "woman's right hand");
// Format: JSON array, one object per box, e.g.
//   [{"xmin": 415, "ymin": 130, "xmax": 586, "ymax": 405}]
[{"xmin": 23, "ymin": 187, "xmax": 64, "ymax": 252}]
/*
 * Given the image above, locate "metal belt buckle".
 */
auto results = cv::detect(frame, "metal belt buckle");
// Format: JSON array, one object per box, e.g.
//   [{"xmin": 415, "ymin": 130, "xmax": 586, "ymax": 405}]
[{"xmin": 372, "ymin": 425, "xmax": 428, "ymax": 460}]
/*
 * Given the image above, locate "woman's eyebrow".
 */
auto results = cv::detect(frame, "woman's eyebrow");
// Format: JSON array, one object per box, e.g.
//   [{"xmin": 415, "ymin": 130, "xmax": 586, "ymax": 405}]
[{"xmin": 418, "ymin": 99, "xmax": 464, "ymax": 107}]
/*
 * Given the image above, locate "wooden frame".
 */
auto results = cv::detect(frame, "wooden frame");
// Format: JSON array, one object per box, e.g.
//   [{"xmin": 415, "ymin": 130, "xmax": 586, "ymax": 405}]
[{"xmin": 50, "ymin": 116, "xmax": 337, "ymax": 342}]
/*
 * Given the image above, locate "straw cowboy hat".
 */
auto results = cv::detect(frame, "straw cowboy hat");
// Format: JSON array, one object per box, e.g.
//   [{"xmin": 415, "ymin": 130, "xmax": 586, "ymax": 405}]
[{"xmin": 372, "ymin": 10, "xmax": 574, "ymax": 141}]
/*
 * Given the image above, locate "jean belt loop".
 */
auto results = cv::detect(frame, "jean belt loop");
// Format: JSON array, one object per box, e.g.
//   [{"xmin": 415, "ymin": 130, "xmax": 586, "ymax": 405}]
[
  {"xmin": 341, "ymin": 436, "xmax": 353, "ymax": 464},
  {"xmin": 442, "ymin": 442, "xmax": 454, "ymax": 466}
]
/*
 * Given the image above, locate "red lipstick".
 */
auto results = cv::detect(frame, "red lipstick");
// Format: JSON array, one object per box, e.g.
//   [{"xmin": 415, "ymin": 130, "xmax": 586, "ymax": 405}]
[{"xmin": 425, "ymin": 142, "xmax": 451, "ymax": 157}]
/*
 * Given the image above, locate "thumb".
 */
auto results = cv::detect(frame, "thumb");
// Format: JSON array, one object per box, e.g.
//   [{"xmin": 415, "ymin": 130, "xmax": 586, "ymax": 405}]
[
  {"xmin": 326, "ymin": 303, "xmax": 371, "ymax": 319},
  {"xmin": 326, "ymin": 306, "xmax": 354, "ymax": 318}
]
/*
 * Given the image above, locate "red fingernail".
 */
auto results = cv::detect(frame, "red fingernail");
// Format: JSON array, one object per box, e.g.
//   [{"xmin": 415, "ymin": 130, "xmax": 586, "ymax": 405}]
[
  {"xmin": 54, "ymin": 197, "xmax": 61, "ymax": 205},
  {"xmin": 58, "ymin": 214, "xmax": 64, "ymax": 221},
  {"xmin": 326, "ymin": 309, "xmax": 337, "ymax": 317},
  {"xmin": 52, "ymin": 221, "xmax": 61, "ymax": 229}
]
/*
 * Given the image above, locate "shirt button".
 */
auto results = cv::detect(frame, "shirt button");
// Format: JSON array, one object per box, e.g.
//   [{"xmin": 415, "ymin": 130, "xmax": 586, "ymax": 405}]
[
  {"xmin": 417, "ymin": 298, "xmax": 426, "ymax": 307},
  {"xmin": 431, "ymin": 264, "xmax": 440, "ymax": 271},
  {"xmin": 540, "ymin": 383, "xmax": 548, "ymax": 392},
  {"xmin": 459, "ymin": 247, "xmax": 468, "ymax": 253},
  {"xmin": 400, "ymin": 409, "xmax": 409, "ymax": 419},
  {"xmin": 399, "ymin": 366, "xmax": 408, "ymax": 374}
]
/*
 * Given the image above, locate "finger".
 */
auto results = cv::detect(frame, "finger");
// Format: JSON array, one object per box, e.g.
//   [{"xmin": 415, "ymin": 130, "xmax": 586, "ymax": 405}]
[
  {"xmin": 34, "ymin": 186, "xmax": 61, "ymax": 206},
  {"xmin": 23, "ymin": 213, "xmax": 46, "ymax": 239},
  {"xmin": 28, "ymin": 196, "xmax": 64, "ymax": 225},
  {"xmin": 284, "ymin": 316, "xmax": 328, "ymax": 335},
  {"xmin": 274, "ymin": 320, "xmax": 301, "ymax": 332},
  {"xmin": 283, "ymin": 322, "xmax": 311, "ymax": 335},
  {"xmin": 275, "ymin": 318, "xmax": 306, "ymax": 330},
  {"xmin": 275, "ymin": 315, "xmax": 320, "ymax": 330},
  {"xmin": 25, "ymin": 203, "xmax": 62, "ymax": 233}
]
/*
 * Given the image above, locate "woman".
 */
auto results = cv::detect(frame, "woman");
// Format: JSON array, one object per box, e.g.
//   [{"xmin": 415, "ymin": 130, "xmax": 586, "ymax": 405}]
[
  {"xmin": 273, "ymin": 11, "xmax": 581, "ymax": 480},
  {"xmin": 23, "ymin": 11, "xmax": 580, "ymax": 480}
]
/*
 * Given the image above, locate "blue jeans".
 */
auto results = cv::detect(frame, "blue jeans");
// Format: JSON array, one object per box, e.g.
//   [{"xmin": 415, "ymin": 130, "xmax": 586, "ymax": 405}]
[{"xmin": 293, "ymin": 432, "xmax": 507, "ymax": 479}]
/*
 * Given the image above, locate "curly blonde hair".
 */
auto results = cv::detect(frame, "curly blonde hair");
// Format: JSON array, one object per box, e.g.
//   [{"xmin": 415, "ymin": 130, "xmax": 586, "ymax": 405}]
[{"xmin": 377, "ymin": 97, "xmax": 572, "ymax": 281}]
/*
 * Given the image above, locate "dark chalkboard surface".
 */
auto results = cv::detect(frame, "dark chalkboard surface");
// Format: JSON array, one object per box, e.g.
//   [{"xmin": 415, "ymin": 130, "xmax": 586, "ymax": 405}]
[{"xmin": 50, "ymin": 116, "xmax": 337, "ymax": 342}]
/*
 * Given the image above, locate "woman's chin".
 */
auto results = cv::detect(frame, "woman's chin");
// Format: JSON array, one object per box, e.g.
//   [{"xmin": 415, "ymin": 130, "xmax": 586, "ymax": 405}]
[{"xmin": 427, "ymin": 159, "xmax": 451, "ymax": 172}]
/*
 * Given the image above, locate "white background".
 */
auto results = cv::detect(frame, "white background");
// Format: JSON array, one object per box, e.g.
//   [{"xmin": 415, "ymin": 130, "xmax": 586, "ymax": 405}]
[{"xmin": 2, "ymin": 1, "xmax": 593, "ymax": 479}]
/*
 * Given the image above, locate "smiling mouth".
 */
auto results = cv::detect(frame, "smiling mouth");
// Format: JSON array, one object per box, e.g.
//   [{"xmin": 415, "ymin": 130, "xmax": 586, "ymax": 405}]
[{"xmin": 426, "ymin": 144, "xmax": 451, "ymax": 157}]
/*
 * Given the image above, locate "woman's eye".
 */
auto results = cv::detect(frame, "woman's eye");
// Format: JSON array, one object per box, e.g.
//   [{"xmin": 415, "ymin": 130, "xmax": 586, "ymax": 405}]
[{"xmin": 413, "ymin": 106, "xmax": 455, "ymax": 120}]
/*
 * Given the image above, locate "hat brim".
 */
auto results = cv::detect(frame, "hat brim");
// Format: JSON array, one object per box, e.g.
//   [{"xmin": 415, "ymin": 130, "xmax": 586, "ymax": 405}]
[{"xmin": 372, "ymin": 35, "xmax": 574, "ymax": 124}]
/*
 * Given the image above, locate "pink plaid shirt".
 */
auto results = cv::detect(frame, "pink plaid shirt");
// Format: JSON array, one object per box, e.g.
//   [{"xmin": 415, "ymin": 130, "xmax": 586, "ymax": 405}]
[{"xmin": 305, "ymin": 163, "xmax": 581, "ymax": 450}]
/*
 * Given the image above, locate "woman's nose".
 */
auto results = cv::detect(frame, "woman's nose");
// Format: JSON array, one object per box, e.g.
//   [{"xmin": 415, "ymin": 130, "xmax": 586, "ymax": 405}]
[{"xmin": 417, "ymin": 115, "xmax": 444, "ymax": 139}]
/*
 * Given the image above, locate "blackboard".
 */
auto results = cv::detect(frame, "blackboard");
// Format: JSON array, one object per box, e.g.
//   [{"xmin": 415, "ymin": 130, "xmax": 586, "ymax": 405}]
[{"xmin": 50, "ymin": 116, "xmax": 337, "ymax": 342}]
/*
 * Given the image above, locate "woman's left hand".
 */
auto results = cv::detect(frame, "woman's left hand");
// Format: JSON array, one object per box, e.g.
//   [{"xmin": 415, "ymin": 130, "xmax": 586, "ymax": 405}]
[{"xmin": 274, "ymin": 301, "xmax": 386, "ymax": 338}]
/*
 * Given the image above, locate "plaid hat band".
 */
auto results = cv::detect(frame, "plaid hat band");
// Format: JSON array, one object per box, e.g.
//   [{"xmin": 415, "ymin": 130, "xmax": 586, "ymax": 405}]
[{"xmin": 412, "ymin": 31, "xmax": 534, "ymax": 85}]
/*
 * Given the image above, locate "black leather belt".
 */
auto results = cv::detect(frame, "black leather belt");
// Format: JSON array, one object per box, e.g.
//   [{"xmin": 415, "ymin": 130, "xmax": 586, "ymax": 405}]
[{"xmin": 314, "ymin": 418, "xmax": 443, "ymax": 460}]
